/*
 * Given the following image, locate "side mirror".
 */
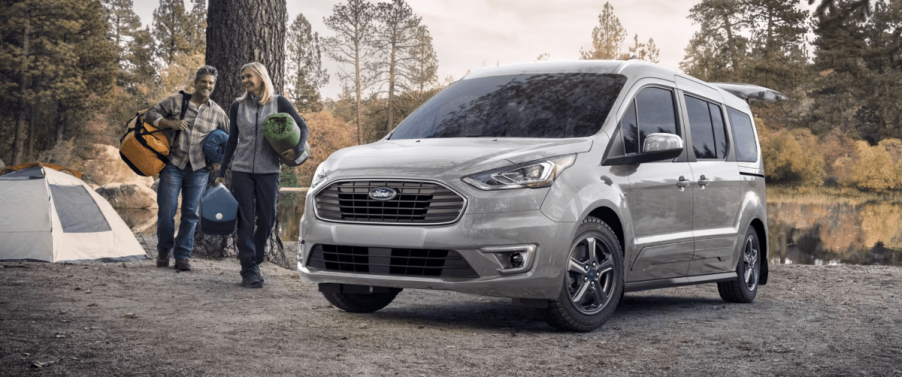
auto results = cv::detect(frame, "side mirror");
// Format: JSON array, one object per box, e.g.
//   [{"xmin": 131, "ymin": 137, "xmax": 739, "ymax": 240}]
[
  {"xmin": 602, "ymin": 133, "xmax": 684, "ymax": 166},
  {"xmin": 643, "ymin": 133, "xmax": 683, "ymax": 154}
]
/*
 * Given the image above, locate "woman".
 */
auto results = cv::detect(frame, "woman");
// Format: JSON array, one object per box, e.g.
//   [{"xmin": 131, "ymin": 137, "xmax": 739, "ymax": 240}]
[{"xmin": 217, "ymin": 62, "xmax": 309, "ymax": 288}]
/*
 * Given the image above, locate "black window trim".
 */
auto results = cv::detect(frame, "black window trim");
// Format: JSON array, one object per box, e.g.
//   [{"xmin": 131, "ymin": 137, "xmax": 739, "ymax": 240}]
[
  {"xmin": 616, "ymin": 83, "xmax": 689, "ymax": 163},
  {"xmin": 725, "ymin": 105, "xmax": 759, "ymax": 163},
  {"xmin": 682, "ymin": 92, "xmax": 731, "ymax": 161}
]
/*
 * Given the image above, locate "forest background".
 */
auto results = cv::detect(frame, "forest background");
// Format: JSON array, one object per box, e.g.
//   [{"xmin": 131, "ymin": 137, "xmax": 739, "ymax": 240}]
[{"xmin": 1, "ymin": 0, "xmax": 901, "ymax": 193}]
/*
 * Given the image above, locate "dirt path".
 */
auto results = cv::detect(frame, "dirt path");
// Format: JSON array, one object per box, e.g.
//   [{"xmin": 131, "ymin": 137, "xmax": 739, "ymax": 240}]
[{"xmin": 2, "ymin": 249, "xmax": 901, "ymax": 376}]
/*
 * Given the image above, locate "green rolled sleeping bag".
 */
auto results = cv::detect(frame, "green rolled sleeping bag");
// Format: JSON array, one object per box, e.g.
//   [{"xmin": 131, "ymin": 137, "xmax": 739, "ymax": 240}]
[{"xmin": 262, "ymin": 113, "xmax": 300, "ymax": 154}]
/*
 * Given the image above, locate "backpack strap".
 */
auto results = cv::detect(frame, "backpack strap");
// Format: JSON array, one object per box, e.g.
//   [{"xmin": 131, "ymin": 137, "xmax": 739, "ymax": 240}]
[{"xmin": 171, "ymin": 91, "xmax": 193, "ymax": 144}]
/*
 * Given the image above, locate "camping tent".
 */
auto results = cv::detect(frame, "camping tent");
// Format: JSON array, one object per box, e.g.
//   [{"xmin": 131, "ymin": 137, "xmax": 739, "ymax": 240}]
[{"xmin": 0, "ymin": 163, "xmax": 146, "ymax": 262}]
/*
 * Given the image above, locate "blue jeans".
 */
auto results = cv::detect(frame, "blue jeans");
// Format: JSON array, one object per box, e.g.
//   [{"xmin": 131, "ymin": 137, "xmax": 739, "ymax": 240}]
[{"xmin": 157, "ymin": 163, "xmax": 209, "ymax": 259}]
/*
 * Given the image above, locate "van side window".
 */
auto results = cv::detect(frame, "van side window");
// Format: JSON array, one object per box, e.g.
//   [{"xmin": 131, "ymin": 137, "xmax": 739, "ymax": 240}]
[
  {"xmin": 685, "ymin": 95, "xmax": 728, "ymax": 159},
  {"xmin": 727, "ymin": 107, "xmax": 758, "ymax": 162},
  {"xmin": 622, "ymin": 87, "xmax": 679, "ymax": 154}
]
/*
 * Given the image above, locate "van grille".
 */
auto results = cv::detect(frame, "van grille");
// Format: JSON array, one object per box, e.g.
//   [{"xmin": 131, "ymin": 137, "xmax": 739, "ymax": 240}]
[
  {"xmin": 314, "ymin": 180, "xmax": 465, "ymax": 224},
  {"xmin": 307, "ymin": 244, "xmax": 479, "ymax": 278}
]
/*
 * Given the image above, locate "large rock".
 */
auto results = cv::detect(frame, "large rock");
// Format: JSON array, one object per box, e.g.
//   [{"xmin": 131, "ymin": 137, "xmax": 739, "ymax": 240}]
[
  {"xmin": 0, "ymin": 157, "xmax": 5, "ymax": 169},
  {"xmin": 96, "ymin": 183, "xmax": 158, "ymax": 209},
  {"xmin": 83, "ymin": 144, "xmax": 153, "ymax": 188}
]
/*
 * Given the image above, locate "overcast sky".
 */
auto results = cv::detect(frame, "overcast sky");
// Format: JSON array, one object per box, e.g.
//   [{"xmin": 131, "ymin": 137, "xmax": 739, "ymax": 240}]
[{"xmin": 132, "ymin": 0, "xmax": 816, "ymax": 100}]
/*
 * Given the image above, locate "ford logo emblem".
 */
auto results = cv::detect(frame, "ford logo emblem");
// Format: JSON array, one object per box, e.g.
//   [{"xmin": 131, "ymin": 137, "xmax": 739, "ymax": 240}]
[{"xmin": 368, "ymin": 187, "xmax": 397, "ymax": 201}]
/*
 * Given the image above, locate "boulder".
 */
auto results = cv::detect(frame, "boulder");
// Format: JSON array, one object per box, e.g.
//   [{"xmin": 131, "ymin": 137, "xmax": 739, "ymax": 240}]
[
  {"xmin": 0, "ymin": 157, "xmax": 5, "ymax": 169},
  {"xmin": 83, "ymin": 144, "xmax": 153, "ymax": 188},
  {"xmin": 96, "ymin": 183, "xmax": 158, "ymax": 209}
]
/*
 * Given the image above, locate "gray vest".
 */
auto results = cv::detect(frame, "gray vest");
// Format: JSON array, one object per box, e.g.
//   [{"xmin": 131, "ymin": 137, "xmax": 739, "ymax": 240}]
[{"xmin": 230, "ymin": 95, "xmax": 281, "ymax": 174}]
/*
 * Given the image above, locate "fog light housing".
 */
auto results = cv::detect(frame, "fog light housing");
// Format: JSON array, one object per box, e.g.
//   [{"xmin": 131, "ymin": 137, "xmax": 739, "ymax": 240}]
[
  {"xmin": 478, "ymin": 245, "xmax": 536, "ymax": 275},
  {"xmin": 510, "ymin": 252, "xmax": 524, "ymax": 268}
]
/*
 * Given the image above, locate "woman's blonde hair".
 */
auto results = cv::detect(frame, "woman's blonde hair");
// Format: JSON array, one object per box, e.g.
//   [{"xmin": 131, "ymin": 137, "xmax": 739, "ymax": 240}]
[{"xmin": 237, "ymin": 62, "xmax": 275, "ymax": 105}]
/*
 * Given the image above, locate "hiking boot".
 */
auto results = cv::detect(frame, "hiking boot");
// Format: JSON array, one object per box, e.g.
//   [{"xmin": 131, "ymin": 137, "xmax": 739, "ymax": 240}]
[
  {"xmin": 242, "ymin": 274, "xmax": 263, "ymax": 288},
  {"xmin": 156, "ymin": 253, "xmax": 170, "ymax": 268},
  {"xmin": 175, "ymin": 258, "xmax": 191, "ymax": 271}
]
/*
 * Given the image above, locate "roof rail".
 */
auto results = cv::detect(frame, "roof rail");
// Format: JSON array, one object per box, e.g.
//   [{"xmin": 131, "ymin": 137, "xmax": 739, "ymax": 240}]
[{"xmin": 709, "ymin": 83, "xmax": 787, "ymax": 103}]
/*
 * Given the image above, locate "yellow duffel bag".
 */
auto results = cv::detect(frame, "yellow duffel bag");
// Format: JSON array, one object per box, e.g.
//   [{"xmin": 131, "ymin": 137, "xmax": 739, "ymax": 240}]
[{"xmin": 118, "ymin": 93, "xmax": 189, "ymax": 176}]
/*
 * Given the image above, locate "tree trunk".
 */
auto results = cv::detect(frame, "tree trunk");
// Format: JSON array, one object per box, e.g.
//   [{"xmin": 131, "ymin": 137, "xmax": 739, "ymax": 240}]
[
  {"xmin": 206, "ymin": 0, "xmax": 286, "ymax": 106},
  {"xmin": 387, "ymin": 44, "xmax": 396, "ymax": 135},
  {"xmin": 199, "ymin": 0, "xmax": 289, "ymax": 268},
  {"xmin": 722, "ymin": 13, "xmax": 740, "ymax": 74},
  {"xmin": 12, "ymin": 17, "xmax": 30, "ymax": 166},
  {"xmin": 355, "ymin": 38, "xmax": 362, "ymax": 145}
]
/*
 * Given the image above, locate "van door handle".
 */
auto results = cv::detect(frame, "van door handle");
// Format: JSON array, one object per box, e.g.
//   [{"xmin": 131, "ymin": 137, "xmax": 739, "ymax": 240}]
[
  {"xmin": 676, "ymin": 176, "xmax": 690, "ymax": 190},
  {"xmin": 698, "ymin": 175, "xmax": 710, "ymax": 188}
]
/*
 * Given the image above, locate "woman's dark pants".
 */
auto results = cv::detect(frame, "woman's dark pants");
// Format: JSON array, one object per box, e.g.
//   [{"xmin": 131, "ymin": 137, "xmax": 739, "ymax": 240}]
[{"xmin": 231, "ymin": 171, "xmax": 280, "ymax": 278}]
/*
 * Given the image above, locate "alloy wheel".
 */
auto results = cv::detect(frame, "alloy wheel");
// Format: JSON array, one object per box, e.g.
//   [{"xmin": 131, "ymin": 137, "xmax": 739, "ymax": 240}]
[
  {"xmin": 743, "ymin": 235, "xmax": 760, "ymax": 291},
  {"xmin": 566, "ymin": 234, "xmax": 616, "ymax": 315}
]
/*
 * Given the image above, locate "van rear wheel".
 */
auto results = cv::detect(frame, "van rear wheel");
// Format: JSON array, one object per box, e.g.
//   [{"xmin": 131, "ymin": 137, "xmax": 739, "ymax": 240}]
[
  {"xmin": 718, "ymin": 227, "xmax": 760, "ymax": 303},
  {"xmin": 544, "ymin": 217, "xmax": 624, "ymax": 332}
]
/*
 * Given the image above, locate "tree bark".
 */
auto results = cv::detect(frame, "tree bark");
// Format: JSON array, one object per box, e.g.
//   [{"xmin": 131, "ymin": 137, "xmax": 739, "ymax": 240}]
[
  {"xmin": 722, "ymin": 13, "xmax": 740, "ymax": 73},
  {"xmin": 199, "ymin": 0, "xmax": 289, "ymax": 268},
  {"xmin": 206, "ymin": 0, "xmax": 286, "ymax": 106}
]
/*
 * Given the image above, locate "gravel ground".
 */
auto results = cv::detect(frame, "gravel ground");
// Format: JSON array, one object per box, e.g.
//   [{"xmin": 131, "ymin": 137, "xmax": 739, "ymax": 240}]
[{"xmin": 1, "ymin": 243, "xmax": 901, "ymax": 376}]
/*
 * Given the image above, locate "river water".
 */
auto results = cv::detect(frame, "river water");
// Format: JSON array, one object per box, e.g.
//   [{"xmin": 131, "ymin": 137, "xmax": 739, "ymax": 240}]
[{"xmin": 127, "ymin": 191, "xmax": 902, "ymax": 267}]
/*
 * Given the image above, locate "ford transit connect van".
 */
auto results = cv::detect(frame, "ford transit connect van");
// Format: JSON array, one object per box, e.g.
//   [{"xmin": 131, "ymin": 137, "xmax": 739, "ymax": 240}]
[{"xmin": 297, "ymin": 60, "xmax": 780, "ymax": 332}]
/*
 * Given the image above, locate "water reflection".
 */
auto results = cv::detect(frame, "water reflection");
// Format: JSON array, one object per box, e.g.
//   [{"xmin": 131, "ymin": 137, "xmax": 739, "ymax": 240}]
[
  {"xmin": 278, "ymin": 192, "xmax": 306, "ymax": 242},
  {"xmin": 767, "ymin": 199, "xmax": 902, "ymax": 266},
  {"xmin": 273, "ymin": 192, "xmax": 902, "ymax": 266}
]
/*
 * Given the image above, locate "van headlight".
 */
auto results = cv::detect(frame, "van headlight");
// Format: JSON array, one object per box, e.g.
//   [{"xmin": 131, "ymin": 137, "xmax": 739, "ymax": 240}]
[
  {"xmin": 462, "ymin": 155, "xmax": 575, "ymax": 190},
  {"xmin": 311, "ymin": 164, "xmax": 328, "ymax": 189}
]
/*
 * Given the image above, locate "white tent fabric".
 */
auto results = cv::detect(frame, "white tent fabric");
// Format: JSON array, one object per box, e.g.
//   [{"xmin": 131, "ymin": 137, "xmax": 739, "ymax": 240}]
[{"xmin": 0, "ymin": 166, "xmax": 146, "ymax": 262}]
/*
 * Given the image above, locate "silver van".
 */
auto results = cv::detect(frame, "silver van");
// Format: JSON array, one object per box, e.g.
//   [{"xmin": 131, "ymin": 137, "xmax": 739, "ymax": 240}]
[{"xmin": 297, "ymin": 60, "xmax": 780, "ymax": 332}]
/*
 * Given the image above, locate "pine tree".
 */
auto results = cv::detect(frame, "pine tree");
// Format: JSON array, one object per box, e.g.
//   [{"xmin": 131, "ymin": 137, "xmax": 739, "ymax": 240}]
[
  {"xmin": 372, "ymin": 0, "xmax": 426, "ymax": 134},
  {"xmin": 127, "ymin": 26, "xmax": 156, "ymax": 84},
  {"xmin": 743, "ymin": 0, "xmax": 809, "ymax": 92},
  {"xmin": 684, "ymin": 0, "xmax": 748, "ymax": 77},
  {"xmin": 400, "ymin": 26, "xmax": 438, "ymax": 95},
  {"xmin": 323, "ymin": 0, "xmax": 377, "ymax": 145},
  {"xmin": 187, "ymin": 0, "xmax": 206, "ymax": 56},
  {"xmin": 0, "ymin": 0, "xmax": 115, "ymax": 164},
  {"xmin": 152, "ymin": 0, "xmax": 191, "ymax": 66},
  {"xmin": 627, "ymin": 35, "xmax": 660, "ymax": 63},
  {"xmin": 286, "ymin": 13, "xmax": 329, "ymax": 113},
  {"xmin": 101, "ymin": 0, "xmax": 142, "ymax": 86},
  {"xmin": 580, "ymin": 2, "xmax": 627, "ymax": 60},
  {"xmin": 580, "ymin": 2, "xmax": 659, "ymax": 63}
]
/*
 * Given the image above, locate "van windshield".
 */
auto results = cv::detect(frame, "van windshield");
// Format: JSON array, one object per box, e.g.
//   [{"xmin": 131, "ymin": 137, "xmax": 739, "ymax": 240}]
[{"xmin": 389, "ymin": 73, "xmax": 627, "ymax": 139}]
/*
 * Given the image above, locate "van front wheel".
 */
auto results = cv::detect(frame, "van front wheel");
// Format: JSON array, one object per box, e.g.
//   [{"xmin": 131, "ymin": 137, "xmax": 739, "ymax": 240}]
[{"xmin": 544, "ymin": 217, "xmax": 624, "ymax": 332}]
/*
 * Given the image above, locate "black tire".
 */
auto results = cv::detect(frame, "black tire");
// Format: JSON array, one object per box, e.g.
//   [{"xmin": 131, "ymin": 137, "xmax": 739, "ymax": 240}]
[
  {"xmin": 322, "ymin": 290, "xmax": 400, "ymax": 313},
  {"xmin": 544, "ymin": 217, "xmax": 624, "ymax": 332},
  {"xmin": 718, "ymin": 227, "xmax": 761, "ymax": 303}
]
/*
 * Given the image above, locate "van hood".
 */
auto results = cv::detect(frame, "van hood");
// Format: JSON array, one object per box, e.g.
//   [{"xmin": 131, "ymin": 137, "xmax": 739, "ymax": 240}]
[{"xmin": 321, "ymin": 138, "xmax": 593, "ymax": 179}]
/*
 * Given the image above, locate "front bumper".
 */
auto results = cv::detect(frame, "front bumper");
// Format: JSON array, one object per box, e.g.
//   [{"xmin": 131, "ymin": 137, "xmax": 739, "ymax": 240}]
[{"xmin": 297, "ymin": 209, "xmax": 575, "ymax": 299}]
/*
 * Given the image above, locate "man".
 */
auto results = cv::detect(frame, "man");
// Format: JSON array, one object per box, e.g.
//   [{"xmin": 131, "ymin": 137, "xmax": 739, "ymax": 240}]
[{"xmin": 144, "ymin": 66, "xmax": 229, "ymax": 271}]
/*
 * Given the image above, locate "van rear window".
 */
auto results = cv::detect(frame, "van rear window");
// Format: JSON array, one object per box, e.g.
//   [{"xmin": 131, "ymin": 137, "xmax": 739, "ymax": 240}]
[{"xmin": 726, "ymin": 107, "xmax": 758, "ymax": 162}]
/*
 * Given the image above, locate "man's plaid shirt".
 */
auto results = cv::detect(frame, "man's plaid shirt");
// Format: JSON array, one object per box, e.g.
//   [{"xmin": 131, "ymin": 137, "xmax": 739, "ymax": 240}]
[{"xmin": 144, "ymin": 93, "xmax": 229, "ymax": 171}]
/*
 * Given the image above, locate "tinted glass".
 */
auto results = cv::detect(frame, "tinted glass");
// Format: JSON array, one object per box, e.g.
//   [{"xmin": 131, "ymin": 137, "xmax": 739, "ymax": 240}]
[
  {"xmin": 389, "ymin": 73, "xmax": 627, "ymax": 139},
  {"xmin": 621, "ymin": 101, "xmax": 639, "ymax": 154},
  {"xmin": 636, "ymin": 87, "xmax": 678, "ymax": 152},
  {"xmin": 727, "ymin": 107, "xmax": 758, "ymax": 162},
  {"xmin": 685, "ymin": 95, "xmax": 716, "ymax": 159},
  {"xmin": 709, "ymin": 103, "xmax": 727, "ymax": 158}
]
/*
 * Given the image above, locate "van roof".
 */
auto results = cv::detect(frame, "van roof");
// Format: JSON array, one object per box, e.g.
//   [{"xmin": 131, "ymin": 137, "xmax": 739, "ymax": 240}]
[{"xmin": 462, "ymin": 60, "xmax": 780, "ymax": 113}]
